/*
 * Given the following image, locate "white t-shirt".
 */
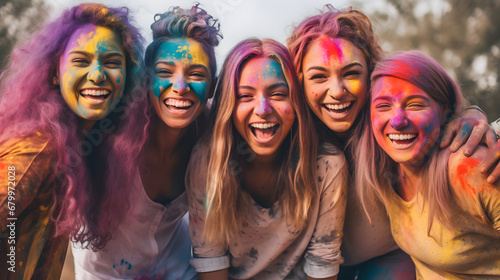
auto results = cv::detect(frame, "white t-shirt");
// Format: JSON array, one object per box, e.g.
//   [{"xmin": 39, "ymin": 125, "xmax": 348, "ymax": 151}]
[{"xmin": 72, "ymin": 168, "xmax": 197, "ymax": 280}]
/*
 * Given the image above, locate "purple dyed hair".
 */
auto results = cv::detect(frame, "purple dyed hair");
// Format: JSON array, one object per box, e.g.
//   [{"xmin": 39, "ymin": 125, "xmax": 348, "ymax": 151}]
[{"xmin": 0, "ymin": 3, "xmax": 147, "ymax": 250}]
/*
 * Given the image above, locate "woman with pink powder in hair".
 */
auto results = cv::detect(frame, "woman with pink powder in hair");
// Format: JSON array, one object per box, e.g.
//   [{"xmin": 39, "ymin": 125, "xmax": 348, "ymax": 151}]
[{"xmin": 287, "ymin": 5, "xmax": 500, "ymax": 280}]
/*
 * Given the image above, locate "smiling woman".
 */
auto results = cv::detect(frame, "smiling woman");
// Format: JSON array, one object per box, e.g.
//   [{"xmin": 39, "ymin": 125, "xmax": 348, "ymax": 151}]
[
  {"xmin": 186, "ymin": 38, "xmax": 348, "ymax": 280},
  {"xmin": 58, "ymin": 25, "xmax": 126, "ymax": 125},
  {"xmin": 356, "ymin": 51, "xmax": 500, "ymax": 279},
  {"xmin": 0, "ymin": 3, "xmax": 144, "ymax": 279}
]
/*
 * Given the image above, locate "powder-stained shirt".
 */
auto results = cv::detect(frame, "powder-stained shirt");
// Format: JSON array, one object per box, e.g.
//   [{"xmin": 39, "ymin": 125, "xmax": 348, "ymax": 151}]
[
  {"xmin": 341, "ymin": 177, "xmax": 400, "ymax": 265},
  {"xmin": 387, "ymin": 148, "xmax": 500, "ymax": 279},
  {"xmin": 0, "ymin": 132, "xmax": 68, "ymax": 280},
  {"xmin": 186, "ymin": 142, "xmax": 348, "ymax": 279},
  {"xmin": 72, "ymin": 168, "xmax": 197, "ymax": 280}
]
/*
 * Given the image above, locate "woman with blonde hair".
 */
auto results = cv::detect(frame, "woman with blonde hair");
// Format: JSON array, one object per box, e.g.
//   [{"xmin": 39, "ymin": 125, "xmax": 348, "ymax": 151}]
[
  {"xmin": 186, "ymin": 38, "xmax": 348, "ymax": 279},
  {"xmin": 357, "ymin": 50, "xmax": 500, "ymax": 279}
]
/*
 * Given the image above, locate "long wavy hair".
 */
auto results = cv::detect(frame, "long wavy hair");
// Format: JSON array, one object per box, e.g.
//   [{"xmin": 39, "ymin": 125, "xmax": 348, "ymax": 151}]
[
  {"xmin": 204, "ymin": 38, "xmax": 318, "ymax": 244},
  {"xmin": 0, "ymin": 3, "xmax": 146, "ymax": 250},
  {"xmin": 355, "ymin": 51, "xmax": 469, "ymax": 232},
  {"xmin": 287, "ymin": 5, "xmax": 384, "ymax": 152}
]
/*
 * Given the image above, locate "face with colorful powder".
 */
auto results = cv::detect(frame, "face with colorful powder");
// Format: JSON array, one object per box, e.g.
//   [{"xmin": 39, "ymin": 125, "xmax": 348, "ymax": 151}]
[
  {"xmin": 150, "ymin": 38, "xmax": 211, "ymax": 129},
  {"xmin": 58, "ymin": 24, "xmax": 126, "ymax": 123},
  {"xmin": 233, "ymin": 57, "xmax": 295, "ymax": 158},
  {"xmin": 302, "ymin": 36, "xmax": 368, "ymax": 134},
  {"xmin": 371, "ymin": 76, "xmax": 444, "ymax": 168}
]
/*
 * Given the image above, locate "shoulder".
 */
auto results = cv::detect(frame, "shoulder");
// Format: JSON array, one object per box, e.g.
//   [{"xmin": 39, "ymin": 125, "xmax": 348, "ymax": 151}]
[
  {"xmin": 316, "ymin": 142, "xmax": 348, "ymax": 191},
  {"xmin": 0, "ymin": 131, "xmax": 54, "ymax": 161},
  {"xmin": 448, "ymin": 145, "xmax": 499, "ymax": 198}
]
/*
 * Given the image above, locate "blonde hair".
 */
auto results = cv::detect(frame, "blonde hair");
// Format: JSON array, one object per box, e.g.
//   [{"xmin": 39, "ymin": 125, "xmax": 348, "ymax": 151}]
[
  {"xmin": 355, "ymin": 51, "xmax": 469, "ymax": 232},
  {"xmin": 204, "ymin": 38, "xmax": 318, "ymax": 244}
]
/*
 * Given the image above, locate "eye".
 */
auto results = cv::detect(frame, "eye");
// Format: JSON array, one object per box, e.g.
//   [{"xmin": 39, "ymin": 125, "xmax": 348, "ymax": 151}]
[
  {"xmin": 374, "ymin": 103, "xmax": 391, "ymax": 111},
  {"xmin": 104, "ymin": 59, "xmax": 123, "ymax": 68},
  {"xmin": 310, "ymin": 73, "xmax": 327, "ymax": 81},
  {"xmin": 344, "ymin": 70, "xmax": 361, "ymax": 78},
  {"xmin": 407, "ymin": 103, "xmax": 425, "ymax": 110},
  {"xmin": 237, "ymin": 92, "xmax": 253, "ymax": 101},
  {"xmin": 190, "ymin": 71, "xmax": 207, "ymax": 79},
  {"xmin": 72, "ymin": 58, "xmax": 89, "ymax": 67},
  {"xmin": 270, "ymin": 91, "xmax": 288, "ymax": 100},
  {"xmin": 155, "ymin": 68, "xmax": 172, "ymax": 77}
]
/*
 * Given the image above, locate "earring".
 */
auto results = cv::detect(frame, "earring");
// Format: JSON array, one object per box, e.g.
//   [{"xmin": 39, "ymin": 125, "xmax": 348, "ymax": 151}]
[
  {"xmin": 343, "ymin": 88, "xmax": 347, "ymax": 93},
  {"xmin": 52, "ymin": 76, "xmax": 59, "ymax": 85}
]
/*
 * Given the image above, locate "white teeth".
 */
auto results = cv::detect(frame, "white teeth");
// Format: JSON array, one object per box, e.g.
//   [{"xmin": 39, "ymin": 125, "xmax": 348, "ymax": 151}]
[
  {"xmin": 81, "ymin": 89, "xmax": 110, "ymax": 96},
  {"xmin": 250, "ymin": 123, "xmax": 277, "ymax": 129},
  {"xmin": 165, "ymin": 99, "xmax": 193, "ymax": 108},
  {"xmin": 325, "ymin": 101, "xmax": 352, "ymax": 110},
  {"xmin": 388, "ymin": 134, "xmax": 417, "ymax": 140}
]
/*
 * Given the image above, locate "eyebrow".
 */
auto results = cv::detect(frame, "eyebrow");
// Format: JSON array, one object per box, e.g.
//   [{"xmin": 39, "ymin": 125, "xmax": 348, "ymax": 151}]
[
  {"xmin": 306, "ymin": 61, "xmax": 364, "ymax": 73},
  {"xmin": 239, "ymin": 83, "xmax": 289, "ymax": 91},
  {"xmin": 373, "ymin": 94, "xmax": 430, "ymax": 102},
  {"xmin": 69, "ymin": 50, "xmax": 123, "ymax": 58}
]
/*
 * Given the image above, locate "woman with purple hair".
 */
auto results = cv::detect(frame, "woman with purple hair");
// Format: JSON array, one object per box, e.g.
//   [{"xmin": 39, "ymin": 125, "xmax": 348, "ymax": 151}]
[
  {"xmin": 71, "ymin": 5, "xmax": 221, "ymax": 279},
  {"xmin": 0, "ymin": 3, "xmax": 144, "ymax": 279}
]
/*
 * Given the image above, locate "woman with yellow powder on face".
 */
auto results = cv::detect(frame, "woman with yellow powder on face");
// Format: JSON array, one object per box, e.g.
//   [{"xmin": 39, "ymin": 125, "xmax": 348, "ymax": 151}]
[
  {"xmin": 0, "ymin": 4, "xmax": 144, "ymax": 279},
  {"xmin": 70, "ymin": 5, "xmax": 221, "ymax": 279}
]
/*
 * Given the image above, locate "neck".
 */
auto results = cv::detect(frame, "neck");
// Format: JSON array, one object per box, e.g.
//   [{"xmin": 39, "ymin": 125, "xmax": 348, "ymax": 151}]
[
  {"xmin": 397, "ymin": 163, "xmax": 423, "ymax": 201},
  {"xmin": 147, "ymin": 116, "xmax": 190, "ymax": 158},
  {"xmin": 79, "ymin": 118, "xmax": 96, "ymax": 137}
]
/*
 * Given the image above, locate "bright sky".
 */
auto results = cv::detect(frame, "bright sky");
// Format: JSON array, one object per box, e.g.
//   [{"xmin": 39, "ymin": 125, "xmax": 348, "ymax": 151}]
[{"xmin": 46, "ymin": 0, "xmax": 381, "ymax": 65}]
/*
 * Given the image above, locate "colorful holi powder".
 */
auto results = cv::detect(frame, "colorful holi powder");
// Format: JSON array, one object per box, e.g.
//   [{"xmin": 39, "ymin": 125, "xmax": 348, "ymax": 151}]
[
  {"xmin": 317, "ymin": 35, "xmax": 343, "ymax": 65},
  {"xmin": 152, "ymin": 39, "xmax": 210, "ymax": 103},
  {"xmin": 456, "ymin": 156, "xmax": 496, "ymax": 204}
]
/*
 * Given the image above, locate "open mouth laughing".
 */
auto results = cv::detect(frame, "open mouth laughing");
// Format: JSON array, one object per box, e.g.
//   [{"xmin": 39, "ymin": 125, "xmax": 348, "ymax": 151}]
[
  {"xmin": 323, "ymin": 101, "xmax": 353, "ymax": 114},
  {"xmin": 164, "ymin": 98, "xmax": 194, "ymax": 112},
  {"xmin": 388, "ymin": 133, "xmax": 418, "ymax": 147},
  {"xmin": 249, "ymin": 122, "xmax": 279, "ymax": 142},
  {"xmin": 80, "ymin": 89, "xmax": 111, "ymax": 101}
]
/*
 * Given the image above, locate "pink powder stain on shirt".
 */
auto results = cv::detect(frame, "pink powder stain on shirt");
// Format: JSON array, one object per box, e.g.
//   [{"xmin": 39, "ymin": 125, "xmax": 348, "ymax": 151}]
[{"xmin": 455, "ymin": 157, "xmax": 495, "ymax": 203}]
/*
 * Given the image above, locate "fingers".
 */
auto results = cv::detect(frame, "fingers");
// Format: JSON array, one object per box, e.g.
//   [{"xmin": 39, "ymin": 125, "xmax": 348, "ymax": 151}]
[
  {"xmin": 440, "ymin": 119, "xmax": 459, "ymax": 149},
  {"xmin": 449, "ymin": 122, "xmax": 473, "ymax": 152},
  {"xmin": 461, "ymin": 120, "xmax": 491, "ymax": 156},
  {"xmin": 480, "ymin": 141, "xmax": 500, "ymax": 184}
]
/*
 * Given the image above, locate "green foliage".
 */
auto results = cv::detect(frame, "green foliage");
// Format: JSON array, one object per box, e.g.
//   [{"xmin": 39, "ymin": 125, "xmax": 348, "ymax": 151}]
[
  {"xmin": 0, "ymin": 0, "xmax": 49, "ymax": 71},
  {"xmin": 365, "ymin": 0, "xmax": 500, "ymax": 121}
]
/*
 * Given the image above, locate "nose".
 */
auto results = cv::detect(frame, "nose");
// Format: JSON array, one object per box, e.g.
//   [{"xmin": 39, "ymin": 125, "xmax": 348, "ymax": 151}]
[
  {"xmin": 389, "ymin": 108, "xmax": 409, "ymax": 129},
  {"xmin": 88, "ymin": 62, "xmax": 106, "ymax": 84},
  {"xmin": 254, "ymin": 95, "xmax": 272, "ymax": 117},
  {"xmin": 172, "ymin": 76, "xmax": 190, "ymax": 95},
  {"xmin": 328, "ymin": 78, "xmax": 347, "ymax": 99}
]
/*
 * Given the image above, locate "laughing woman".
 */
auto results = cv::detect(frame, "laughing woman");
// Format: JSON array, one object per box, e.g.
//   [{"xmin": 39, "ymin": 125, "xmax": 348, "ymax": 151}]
[
  {"xmin": 287, "ymin": 6, "xmax": 500, "ymax": 279},
  {"xmin": 357, "ymin": 51, "xmax": 500, "ymax": 279},
  {"xmin": 71, "ymin": 5, "xmax": 221, "ymax": 279},
  {"xmin": 0, "ymin": 4, "xmax": 143, "ymax": 279},
  {"xmin": 186, "ymin": 38, "xmax": 348, "ymax": 280}
]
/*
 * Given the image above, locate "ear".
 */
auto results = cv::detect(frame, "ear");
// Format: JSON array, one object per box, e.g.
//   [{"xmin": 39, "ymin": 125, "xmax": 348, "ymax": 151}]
[{"xmin": 442, "ymin": 104, "xmax": 452, "ymax": 124}]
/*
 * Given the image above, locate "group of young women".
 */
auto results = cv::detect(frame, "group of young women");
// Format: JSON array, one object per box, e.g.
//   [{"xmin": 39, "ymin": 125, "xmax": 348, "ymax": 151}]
[{"xmin": 0, "ymin": 2, "xmax": 499, "ymax": 280}]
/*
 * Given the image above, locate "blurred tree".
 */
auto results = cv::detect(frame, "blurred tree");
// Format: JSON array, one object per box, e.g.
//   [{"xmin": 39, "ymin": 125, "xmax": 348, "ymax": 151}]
[
  {"xmin": 364, "ymin": 0, "xmax": 500, "ymax": 121},
  {"xmin": 0, "ymin": 0, "xmax": 49, "ymax": 72}
]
